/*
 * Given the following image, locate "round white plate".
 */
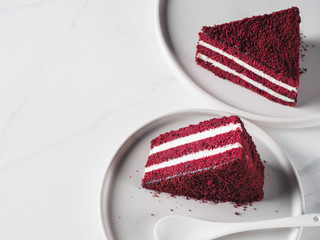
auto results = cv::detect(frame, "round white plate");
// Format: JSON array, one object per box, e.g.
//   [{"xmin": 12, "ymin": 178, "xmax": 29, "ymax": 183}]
[
  {"xmin": 156, "ymin": 0, "xmax": 320, "ymax": 128},
  {"xmin": 100, "ymin": 110, "xmax": 304, "ymax": 240}
]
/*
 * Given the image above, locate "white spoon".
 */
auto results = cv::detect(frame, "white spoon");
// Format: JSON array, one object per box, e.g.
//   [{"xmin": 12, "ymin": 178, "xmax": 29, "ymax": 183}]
[{"xmin": 154, "ymin": 214, "xmax": 320, "ymax": 240}]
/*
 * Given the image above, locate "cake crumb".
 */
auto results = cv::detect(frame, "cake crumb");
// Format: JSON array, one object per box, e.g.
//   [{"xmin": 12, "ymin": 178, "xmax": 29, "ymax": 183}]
[
  {"xmin": 152, "ymin": 192, "xmax": 160, "ymax": 198},
  {"xmin": 254, "ymin": 208, "xmax": 257, "ymax": 210},
  {"xmin": 188, "ymin": 209, "xmax": 192, "ymax": 212},
  {"xmin": 299, "ymin": 35, "xmax": 309, "ymax": 74},
  {"xmin": 170, "ymin": 209, "xmax": 174, "ymax": 212},
  {"xmin": 151, "ymin": 213, "xmax": 155, "ymax": 216},
  {"xmin": 235, "ymin": 212, "xmax": 241, "ymax": 216}
]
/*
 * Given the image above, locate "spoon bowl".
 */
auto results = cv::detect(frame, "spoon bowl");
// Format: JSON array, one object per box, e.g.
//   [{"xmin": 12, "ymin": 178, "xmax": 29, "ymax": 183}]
[{"xmin": 154, "ymin": 214, "xmax": 320, "ymax": 240}]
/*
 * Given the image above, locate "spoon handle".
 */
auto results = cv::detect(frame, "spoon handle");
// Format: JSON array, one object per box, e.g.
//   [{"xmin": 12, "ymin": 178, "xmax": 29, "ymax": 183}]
[
  {"xmin": 154, "ymin": 214, "xmax": 320, "ymax": 240},
  {"xmin": 228, "ymin": 213, "xmax": 320, "ymax": 234}
]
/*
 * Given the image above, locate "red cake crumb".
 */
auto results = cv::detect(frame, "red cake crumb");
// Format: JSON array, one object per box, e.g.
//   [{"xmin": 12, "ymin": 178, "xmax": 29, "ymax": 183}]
[
  {"xmin": 299, "ymin": 68, "xmax": 307, "ymax": 75},
  {"xmin": 299, "ymin": 34, "xmax": 309, "ymax": 74},
  {"xmin": 195, "ymin": 7, "xmax": 301, "ymax": 107},
  {"xmin": 142, "ymin": 116, "xmax": 264, "ymax": 205},
  {"xmin": 235, "ymin": 212, "xmax": 241, "ymax": 216},
  {"xmin": 152, "ymin": 192, "xmax": 160, "ymax": 198}
]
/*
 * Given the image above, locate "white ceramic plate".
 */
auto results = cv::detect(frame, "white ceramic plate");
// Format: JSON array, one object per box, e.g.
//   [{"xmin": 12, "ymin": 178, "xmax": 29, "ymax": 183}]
[
  {"xmin": 100, "ymin": 110, "xmax": 304, "ymax": 240},
  {"xmin": 156, "ymin": 0, "xmax": 320, "ymax": 128}
]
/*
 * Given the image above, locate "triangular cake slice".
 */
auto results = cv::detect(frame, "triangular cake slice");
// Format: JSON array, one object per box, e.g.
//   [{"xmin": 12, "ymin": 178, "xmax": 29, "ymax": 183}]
[
  {"xmin": 141, "ymin": 116, "xmax": 265, "ymax": 204},
  {"xmin": 195, "ymin": 7, "xmax": 301, "ymax": 106}
]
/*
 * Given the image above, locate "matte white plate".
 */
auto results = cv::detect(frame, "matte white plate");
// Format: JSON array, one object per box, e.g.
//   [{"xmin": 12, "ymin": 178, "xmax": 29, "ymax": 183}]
[
  {"xmin": 156, "ymin": 0, "xmax": 320, "ymax": 128},
  {"xmin": 100, "ymin": 110, "xmax": 304, "ymax": 240}
]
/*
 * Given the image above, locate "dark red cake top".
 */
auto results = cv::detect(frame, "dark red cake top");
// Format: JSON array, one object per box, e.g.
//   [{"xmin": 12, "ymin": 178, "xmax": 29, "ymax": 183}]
[{"xmin": 202, "ymin": 7, "xmax": 300, "ymax": 81}]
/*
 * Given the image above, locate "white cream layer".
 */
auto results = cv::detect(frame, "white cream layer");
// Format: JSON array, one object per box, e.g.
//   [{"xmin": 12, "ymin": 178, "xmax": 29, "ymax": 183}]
[
  {"xmin": 196, "ymin": 53, "xmax": 295, "ymax": 103},
  {"xmin": 149, "ymin": 122, "xmax": 242, "ymax": 155},
  {"xmin": 145, "ymin": 142, "xmax": 242, "ymax": 173},
  {"xmin": 199, "ymin": 40, "xmax": 297, "ymax": 93}
]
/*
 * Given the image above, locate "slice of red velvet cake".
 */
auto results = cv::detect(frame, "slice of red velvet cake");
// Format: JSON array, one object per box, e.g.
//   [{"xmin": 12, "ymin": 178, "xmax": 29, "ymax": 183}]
[
  {"xmin": 142, "ymin": 116, "xmax": 264, "ymax": 204},
  {"xmin": 195, "ymin": 7, "xmax": 301, "ymax": 107}
]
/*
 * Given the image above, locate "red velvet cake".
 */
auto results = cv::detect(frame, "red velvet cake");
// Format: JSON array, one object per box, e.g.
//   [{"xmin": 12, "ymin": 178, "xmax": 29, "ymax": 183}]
[
  {"xmin": 142, "ymin": 116, "xmax": 264, "ymax": 204},
  {"xmin": 195, "ymin": 7, "xmax": 301, "ymax": 107}
]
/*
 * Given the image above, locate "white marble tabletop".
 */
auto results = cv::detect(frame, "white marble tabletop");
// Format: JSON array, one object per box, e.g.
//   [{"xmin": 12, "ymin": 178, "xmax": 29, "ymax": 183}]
[{"xmin": 0, "ymin": 0, "xmax": 319, "ymax": 239}]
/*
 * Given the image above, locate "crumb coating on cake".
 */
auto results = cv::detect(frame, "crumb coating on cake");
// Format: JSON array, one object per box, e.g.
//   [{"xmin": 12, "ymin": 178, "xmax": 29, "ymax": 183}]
[{"xmin": 202, "ymin": 7, "xmax": 300, "ymax": 81}]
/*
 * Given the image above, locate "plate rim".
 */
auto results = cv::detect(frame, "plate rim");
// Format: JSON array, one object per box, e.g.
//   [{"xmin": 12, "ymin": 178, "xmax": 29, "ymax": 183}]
[
  {"xmin": 100, "ymin": 109, "xmax": 305, "ymax": 240},
  {"xmin": 155, "ymin": 0, "xmax": 320, "ymax": 128}
]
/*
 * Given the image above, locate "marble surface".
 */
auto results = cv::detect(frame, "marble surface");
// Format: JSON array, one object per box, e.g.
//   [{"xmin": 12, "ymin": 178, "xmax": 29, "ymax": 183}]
[{"xmin": 0, "ymin": 0, "xmax": 319, "ymax": 239}]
